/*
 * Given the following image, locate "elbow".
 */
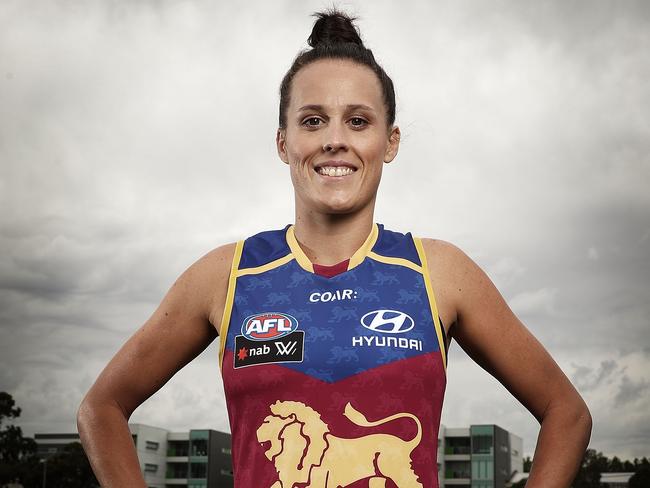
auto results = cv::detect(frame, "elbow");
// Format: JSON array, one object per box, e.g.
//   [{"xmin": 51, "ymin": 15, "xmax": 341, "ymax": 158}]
[
  {"xmin": 76, "ymin": 392, "xmax": 111, "ymax": 433},
  {"xmin": 578, "ymin": 401, "xmax": 593, "ymax": 443},
  {"xmin": 77, "ymin": 394, "xmax": 96, "ymax": 436},
  {"xmin": 563, "ymin": 395, "xmax": 593, "ymax": 448},
  {"xmin": 573, "ymin": 391, "xmax": 592, "ymax": 431},
  {"xmin": 543, "ymin": 391, "xmax": 593, "ymax": 443},
  {"xmin": 76, "ymin": 390, "xmax": 130, "ymax": 433}
]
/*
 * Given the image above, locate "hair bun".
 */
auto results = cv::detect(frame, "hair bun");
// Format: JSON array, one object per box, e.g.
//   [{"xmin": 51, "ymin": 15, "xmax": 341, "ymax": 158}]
[{"xmin": 308, "ymin": 10, "xmax": 363, "ymax": 48}]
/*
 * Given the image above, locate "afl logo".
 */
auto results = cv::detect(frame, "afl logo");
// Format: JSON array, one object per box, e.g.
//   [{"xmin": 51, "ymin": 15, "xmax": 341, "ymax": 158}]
[
  {"xmin": 241, "ymin": 312, "xmax": 298, "ymax": 341},
  {"xmin": 360, "ymin": 309, "xmax": 414, "ymax": 334}
]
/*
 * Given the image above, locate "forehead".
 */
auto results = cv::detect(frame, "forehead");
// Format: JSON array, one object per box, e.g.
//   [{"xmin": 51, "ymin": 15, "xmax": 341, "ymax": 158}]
[{"xmin": 289, "ymin": 59, "xmax": 384, "ymax": 113}]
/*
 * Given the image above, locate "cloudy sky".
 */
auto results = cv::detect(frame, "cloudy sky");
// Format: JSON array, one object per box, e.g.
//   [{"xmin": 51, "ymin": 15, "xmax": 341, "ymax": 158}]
[{"xmin": 1, "ymin": 0, "xmax": 648, "ymax": 463}]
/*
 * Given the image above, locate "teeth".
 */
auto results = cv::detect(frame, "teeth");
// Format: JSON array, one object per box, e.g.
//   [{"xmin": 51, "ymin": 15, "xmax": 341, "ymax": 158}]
[{"xmin": 317, "ymin": 166, "xmax": 355, "ymax": 177}]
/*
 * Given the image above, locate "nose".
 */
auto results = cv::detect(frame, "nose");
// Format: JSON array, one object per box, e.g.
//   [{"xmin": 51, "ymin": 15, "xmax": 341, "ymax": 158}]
[{"xmin": 322, "ymin": 121, "xmax": 348, "ymax": 153}]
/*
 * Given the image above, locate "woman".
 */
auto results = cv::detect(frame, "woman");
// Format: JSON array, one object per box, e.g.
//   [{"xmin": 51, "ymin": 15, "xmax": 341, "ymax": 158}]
[{"xmin": 78, "ymin": 10, "xmax": 591, "ymax": 488}]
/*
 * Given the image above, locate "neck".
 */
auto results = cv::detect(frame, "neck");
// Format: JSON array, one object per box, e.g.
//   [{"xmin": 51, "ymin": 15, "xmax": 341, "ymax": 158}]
[{"xmin": 293, "ymin": 205, "xmax": 375, "ymax": 266}]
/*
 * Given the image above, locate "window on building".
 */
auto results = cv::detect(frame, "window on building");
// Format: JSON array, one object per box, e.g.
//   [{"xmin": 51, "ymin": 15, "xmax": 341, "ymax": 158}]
[
  {"xmin": 445, "ymin": 437, "xmax": 471, "ymax": 455},
  {"xmin": 145, "ymin": 440, "xmax": 159, "ymax": 451},
  {"xmin": 167, "ymin": 440, "xmax": 189, "ymax": 457},
  {"xmin": 190, "ymin": 462, "xmax": 207, "ymax": 478},
  {"xmin": 471, "ymin": 459, "xmax": 494, "ymax": 481},
  {"xmin": 221, "ymin": 446, "xmax": 231, "ymax": 455},
  {"xmin": 166, "ymin": 462, "xmax": 188, "ymax": 479},
  {"xmin": 472, "ymin": 434, "xmax": 493, "ymax": 455},
  {"xmin": 445, "ymin": 460, "xmax": 471, "ymax": 479},
  {"xmin": 143, "ymin": 463, "xmax": 158, "ymax": 473},
  {"xmin": 191, "ymin": 439, "xmax": 208, "ymax": 457},
  {"xmin": 220, "ymin": 468, "xmax": 234, "ymax": 476}
]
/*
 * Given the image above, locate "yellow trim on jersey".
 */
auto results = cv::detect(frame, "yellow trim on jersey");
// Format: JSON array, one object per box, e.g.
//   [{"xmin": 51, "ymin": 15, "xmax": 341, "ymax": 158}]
[
  {"xmin": 286, "ymin": 223, "xmax": 379, "ymax": 273},
  {"xmin": 218, "ymin": 240, "xmax": 244, "ymax": 370},
  {"xmin": 237, "ymin": 253, "xmax": 293, "ymax": 277},
  {"xmin": 367, "ymin": 251, "xmax": 423, "ymax": 273},
  {"xmin": 413, "ymin": 237, "xmax": 447, "ymax": 373},
  {"xmin": 285, "ymin": 226, "xmax": 314, "ymax": 272},
  {"xmin": 348, "ymin": 223, "xmax": 379, "ymax": 269}
]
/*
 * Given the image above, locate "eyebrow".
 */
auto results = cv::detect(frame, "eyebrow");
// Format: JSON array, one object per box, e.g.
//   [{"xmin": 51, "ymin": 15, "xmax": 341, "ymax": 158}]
[{"xmin": 297, "ymin": 104, "xmax": 376, "ymax": 113}]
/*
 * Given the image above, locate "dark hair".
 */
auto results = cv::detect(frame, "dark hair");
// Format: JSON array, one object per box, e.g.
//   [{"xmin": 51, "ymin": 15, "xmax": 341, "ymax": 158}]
[{"xmin": 278, "ymin": 10, "xmax": 396, "ymax": 129}]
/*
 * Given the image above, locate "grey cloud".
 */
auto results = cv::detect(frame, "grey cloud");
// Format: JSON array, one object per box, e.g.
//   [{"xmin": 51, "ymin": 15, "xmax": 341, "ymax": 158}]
[
  {"xmin": 615, "ymin": 374, "xmax": 650, "ymax": 407},
  {"xmin": 571, "ymin": 359, "xmax": 619, "ymax": 392}
]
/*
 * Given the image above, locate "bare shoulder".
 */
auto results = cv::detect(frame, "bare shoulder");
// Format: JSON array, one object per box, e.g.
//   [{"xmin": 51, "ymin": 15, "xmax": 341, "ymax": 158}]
[
  {"xmin": 153, "ymin": 242, "xmax": 238, "ymax": 338},
  {"xmin": 419, "ymin": 237, "xmax": 493, "ymax": 297},
  {"xmin": 185, "ymin": 242, "xmax": 237, "ymax": 331},
  {"xmin": 196, "ymin": 241, "xmax": 237, "ymax": 278},
  {"xmin": 419, "ymin": 237, "xmax": 470, "ymax": 271},
  {"xmin": 417, "ymin": 237, "xmax": 483, "ymax": 334}
]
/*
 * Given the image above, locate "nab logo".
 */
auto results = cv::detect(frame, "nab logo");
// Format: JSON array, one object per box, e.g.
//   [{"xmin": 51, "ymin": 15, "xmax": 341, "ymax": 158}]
[
  {"xmin": 242, "ymin": 312, "xmax": 298, "ymax": 341},
  {"xmin": 361, "ymin": 309, "xmax": 414, "ymax": 334}
]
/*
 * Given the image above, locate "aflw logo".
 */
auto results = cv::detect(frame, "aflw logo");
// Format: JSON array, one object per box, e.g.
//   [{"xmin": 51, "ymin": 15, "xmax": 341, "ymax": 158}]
[
  {"xmin": 275, "ymin": 341, "xmax": 298, "ymax": 355},
  {"xmin": 360, "ymin": 310, "xmax": 414, "ymax": 334},
  {"xmin": 234, "ymin": 312, "xmax": 304, "ymax": 369}
]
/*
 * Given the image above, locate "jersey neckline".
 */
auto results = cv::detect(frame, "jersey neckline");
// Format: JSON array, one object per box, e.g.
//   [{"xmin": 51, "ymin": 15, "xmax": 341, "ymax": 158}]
[{"xmin": 285, "ymin": 223, "xmax": 379, "ymax": 275}]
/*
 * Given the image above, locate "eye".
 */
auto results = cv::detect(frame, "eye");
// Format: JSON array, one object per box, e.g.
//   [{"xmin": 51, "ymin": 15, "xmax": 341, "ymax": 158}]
[
  {"xmin": 349, "ymin": 117, "xmax": 368, "ymax": 128},
  {"xmin": 301, "ymin": 116, "xmax": 323, "ymax": 128}
]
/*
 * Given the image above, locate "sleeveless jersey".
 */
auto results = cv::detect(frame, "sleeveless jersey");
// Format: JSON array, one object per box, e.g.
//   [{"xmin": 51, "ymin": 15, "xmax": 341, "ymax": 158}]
[{"xmin": 218, "ymin": 223, "xmax": 448, "ymax": 488}]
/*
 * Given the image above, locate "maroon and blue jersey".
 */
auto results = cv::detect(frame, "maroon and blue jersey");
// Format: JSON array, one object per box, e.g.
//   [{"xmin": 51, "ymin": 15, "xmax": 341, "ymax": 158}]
[{"xmin": 218, "ymin": 223, "xmax": 448, "ymax": 487}]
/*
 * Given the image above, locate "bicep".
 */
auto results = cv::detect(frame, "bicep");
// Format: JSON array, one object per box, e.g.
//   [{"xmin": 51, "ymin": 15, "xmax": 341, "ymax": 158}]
[
  {"xmin": 433, "ymin": 242, "xmax": 576, "ymax": 422},
  {"xmin": 85, "ymin": 244, "xmax": 234, "ymax": 417}
]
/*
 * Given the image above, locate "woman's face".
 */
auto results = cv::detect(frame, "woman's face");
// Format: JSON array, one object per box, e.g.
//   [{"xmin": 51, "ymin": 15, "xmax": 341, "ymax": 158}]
[{"xmin": 277, "ymin": 58, "xmax": 400, "ymax": 217}]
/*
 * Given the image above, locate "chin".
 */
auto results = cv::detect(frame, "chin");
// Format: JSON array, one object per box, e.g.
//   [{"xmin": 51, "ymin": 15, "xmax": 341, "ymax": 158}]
[{"xmin": 315, "ymin": 197, "xmax": 364, "ymax": 215}]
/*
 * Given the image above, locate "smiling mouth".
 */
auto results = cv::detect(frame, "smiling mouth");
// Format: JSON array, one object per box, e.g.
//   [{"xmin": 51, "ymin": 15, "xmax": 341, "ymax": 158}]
[{"xmin": 315, "ymin": 166, "xmax": 357, "ymax": 177}]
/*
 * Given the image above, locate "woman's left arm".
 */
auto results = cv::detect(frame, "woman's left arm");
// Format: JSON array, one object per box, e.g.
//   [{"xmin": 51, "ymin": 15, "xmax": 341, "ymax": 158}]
[{"xmin": 423, "ymin": 239, "xmax": 592, "ymax": 488}]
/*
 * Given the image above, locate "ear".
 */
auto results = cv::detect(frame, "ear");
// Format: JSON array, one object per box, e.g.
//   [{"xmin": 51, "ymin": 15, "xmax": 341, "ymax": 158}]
[
  {"xmin": 276, "ymin": 129, "xmax": 289, "ymax": 165},
  {"xmin": 384, "ymin": 126, "xmax": 401, "ymax": 163}
]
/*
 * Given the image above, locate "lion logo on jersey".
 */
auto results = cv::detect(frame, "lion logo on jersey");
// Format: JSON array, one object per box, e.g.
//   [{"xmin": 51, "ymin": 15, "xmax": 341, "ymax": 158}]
[{"xmin": 256, "ymin": 400, "xmax": 423, "ymax": 488}]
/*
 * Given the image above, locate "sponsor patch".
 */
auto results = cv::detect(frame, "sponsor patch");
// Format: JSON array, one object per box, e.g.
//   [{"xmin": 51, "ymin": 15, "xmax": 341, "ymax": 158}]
[
  {"xmin": 241, "ymin": 312, "xmax": 298, "ymax": 341},
  {"xmin": 234, "ymin": 312, "xmax": 304, "ymax": 369},
  {"xmin": 353, "ymin": 309, "xmax": 421, "ymax": 351},
  {"xmin": 234, "ymin": 331, "xmax": 304, "ymax": 369},
  {"xmin": 360, "ymin": 309, "xmax": 414, "ymax": 333},
  {"xmin": 308, "ymin": 288, "xmax": 357, "ymax": 303}
]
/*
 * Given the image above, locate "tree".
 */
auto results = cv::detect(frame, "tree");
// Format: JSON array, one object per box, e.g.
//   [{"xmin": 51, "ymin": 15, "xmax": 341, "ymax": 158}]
[
  {"xmin": 608, "ymin": 455, "xmax": 624, "ymax": 472},
  {"xmin": 0, "ymin": 392, "xmax": 37, "ymax": 486},
  {"xmin": 623, "ymin": 459, "xmax": 635, "ymax": 471},
  {"xmin": 43, "ymin": 442, "xmax": 98, "ymax": 488},
  {"xmin": 572, "ymin": 448, "xmax": 607, "ymax": 488},
  {"xmin": 0, "ymin": 392, "xmax": 99, "ymax": 488},
  {"xmin": 629, "ymin": 461, "xmax": 650, "ymax": 488},
  {"xmin": 523, "ymin": 456, "xmax": 532, "ymax": 472}
]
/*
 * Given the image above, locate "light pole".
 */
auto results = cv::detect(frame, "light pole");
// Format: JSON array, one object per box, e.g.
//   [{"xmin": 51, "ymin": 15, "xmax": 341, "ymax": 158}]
[{"xmin": 39, "ymin": 457, "xmax": 47, "ymax": 488}]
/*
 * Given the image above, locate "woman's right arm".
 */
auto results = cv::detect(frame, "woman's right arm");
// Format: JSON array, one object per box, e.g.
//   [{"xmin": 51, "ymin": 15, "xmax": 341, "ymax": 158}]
[{"xmin": 76, "ymin": 243, "xmax": 236, "ymax": 487}]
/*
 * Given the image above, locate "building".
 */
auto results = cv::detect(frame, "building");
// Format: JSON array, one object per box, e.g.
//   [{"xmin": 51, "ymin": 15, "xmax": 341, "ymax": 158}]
[
  {"xmin": 36, "ymin": 421, "xmax": 527, "ymax": 487},
  {"xmin": 599, "ymin": 472, "xmax": 635, "ymax": 488},
  {"xmin": 437, "ymin": 423, "xmax": 524, "ymax": 488},
  {"xmin": 34, "ymin": 423, "xmax": 233, "ymax": 488}
]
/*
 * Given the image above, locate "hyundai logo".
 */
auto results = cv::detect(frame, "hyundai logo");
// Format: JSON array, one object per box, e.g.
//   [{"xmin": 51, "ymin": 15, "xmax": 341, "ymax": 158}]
[{"xmin": 360, "ymin": 309, "xmax": 414, "ymax": 334}]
